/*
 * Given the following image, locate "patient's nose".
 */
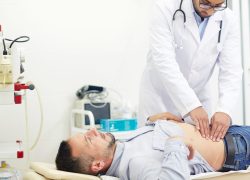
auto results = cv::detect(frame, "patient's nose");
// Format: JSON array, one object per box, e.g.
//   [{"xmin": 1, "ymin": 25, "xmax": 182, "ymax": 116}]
[{"xmin": 88, "ymin": 128, "xmax": 99, "ymax": 136}]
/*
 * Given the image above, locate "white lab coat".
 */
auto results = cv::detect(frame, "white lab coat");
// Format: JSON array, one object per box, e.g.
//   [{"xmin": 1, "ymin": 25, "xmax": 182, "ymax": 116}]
[{"xmin": 138, "ymin": 0, "xmax": 242, "ymax": 126}]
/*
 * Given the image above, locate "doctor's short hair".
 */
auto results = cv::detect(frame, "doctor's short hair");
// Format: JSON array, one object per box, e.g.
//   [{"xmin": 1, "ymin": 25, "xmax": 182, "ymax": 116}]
[{"xmin": 55, "ymin": 140, "xmax": 95, "ymax": 175}]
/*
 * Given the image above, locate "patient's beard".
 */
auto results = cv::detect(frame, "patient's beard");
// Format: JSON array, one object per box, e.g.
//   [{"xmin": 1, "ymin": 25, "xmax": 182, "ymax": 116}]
[
  {"xmin": 107, "ymin": 133, "xmax": 116, "ymax": 148},
  {"xmin": 102, "ymin": 133, "xmax": 116, "ymax": 159}
]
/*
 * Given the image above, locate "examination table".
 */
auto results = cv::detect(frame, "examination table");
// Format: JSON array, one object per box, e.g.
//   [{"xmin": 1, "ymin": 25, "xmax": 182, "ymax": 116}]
[{"xmin": 23, "ymin": 162, "xmax": 250, "ymax": 180}]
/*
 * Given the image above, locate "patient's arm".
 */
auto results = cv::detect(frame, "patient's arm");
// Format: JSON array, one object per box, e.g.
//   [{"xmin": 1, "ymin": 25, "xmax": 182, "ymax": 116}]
[
  {"xmin": 129, "ymin": 140, "xmax": 192, "ymax": 180},
  {"xmin": 168, "ymin": 136, "xmax": 195, "ymax": 160},
  {"xmin": 148, "ymin": 114, "xmax": 225, "ymax": 170},
  {"xmin": 148, "ymin": 112, "xmax": 183, "ymax": 123}
]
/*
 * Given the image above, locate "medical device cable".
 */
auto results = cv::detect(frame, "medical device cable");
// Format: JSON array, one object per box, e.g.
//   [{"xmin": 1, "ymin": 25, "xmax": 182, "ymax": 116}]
[
  {"xmin": 4, "ymin": 36, "xmax": 30, "ymax": 49},
  {"xmin": 0, "ymin": 27, "xmax": 7, "ymax": 55},
  {"xmin": 23, "ymin": 86, "xmax": 44, "ymax": 169},
  {"xmin": 85, "ymin": 90, "xmax": 109, "ymax": 108},
  {"xmin": 29, "ymin": 87, "xmax": 44, "ymax": 151},
  {"xmin": 24, "ymin": 91, "xmax": 31, "ymax": 167},
  {"xmin": 106, "ymin": 87, "xmax": 135, "ymax": 118},
  {"xmin": 107, "ymin": 87, "xmax": 125, "ymax": 109},
  {"xmin": 83, "ymin": 87, "xmax": 133, "ymax": 118},
  {"xmin": 2, "ymin": 39, "xmax": 7, "ymax": 55},
  {"xmin": 4, "ymin": 37, "xmax": 30, "ymax": 43}
]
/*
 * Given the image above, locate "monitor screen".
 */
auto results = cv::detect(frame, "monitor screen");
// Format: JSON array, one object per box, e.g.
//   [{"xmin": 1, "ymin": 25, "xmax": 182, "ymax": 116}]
[{"xmin": 84, "ymin": 102, "xmax": 111, "ymax": 125}]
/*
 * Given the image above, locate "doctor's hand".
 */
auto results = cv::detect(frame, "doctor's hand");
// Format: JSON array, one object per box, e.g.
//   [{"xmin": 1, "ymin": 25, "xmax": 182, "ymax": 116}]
[
  {"xmin": 210, "ymin": 112, "xmax": 231, "ymax": 142},
  {"xmin": 189, "ymin": 107, "xmax": 210, "ymax": 139}
]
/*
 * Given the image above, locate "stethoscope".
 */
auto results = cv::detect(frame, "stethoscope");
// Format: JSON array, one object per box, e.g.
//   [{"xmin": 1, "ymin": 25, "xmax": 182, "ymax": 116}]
[{"xmin": 172, "ymin": 0, "xmax": 223, "ymax": 52}]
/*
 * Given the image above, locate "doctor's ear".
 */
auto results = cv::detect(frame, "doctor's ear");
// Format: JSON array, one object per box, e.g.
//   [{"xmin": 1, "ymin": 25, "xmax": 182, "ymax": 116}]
[{"xmin": 91, "ymin": 160, "xmax": 105, "ymax": 173}]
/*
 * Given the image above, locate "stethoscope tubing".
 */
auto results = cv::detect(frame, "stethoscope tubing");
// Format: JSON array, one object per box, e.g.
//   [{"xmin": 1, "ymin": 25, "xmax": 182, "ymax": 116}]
[
  {"xmin": 172, "ymin": 0, "xmax": 186, "ymax": 23},
  {"xmin": 172, "ymin": 0, "xmax": 223, "ymax": 51}
]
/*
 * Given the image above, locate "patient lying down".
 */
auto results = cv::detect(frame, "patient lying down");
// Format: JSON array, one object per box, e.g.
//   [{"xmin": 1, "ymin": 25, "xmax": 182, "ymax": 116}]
[{"xmin": 56, "ymin": 112, "xmax": 250, "ymax": 180}]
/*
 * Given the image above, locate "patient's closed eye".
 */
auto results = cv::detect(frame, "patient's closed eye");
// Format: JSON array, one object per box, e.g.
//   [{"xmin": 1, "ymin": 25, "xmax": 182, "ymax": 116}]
[
  {"xmin": 88, "ymin": 137, "xmax": 92, "ymax": 144},
  {"xmin": 85, "ymin": 136, "xmax": 92, "ymax": 144},
  {"xmin": 84, "ymin": 135, "xmax": 90, "ymax": 145}
]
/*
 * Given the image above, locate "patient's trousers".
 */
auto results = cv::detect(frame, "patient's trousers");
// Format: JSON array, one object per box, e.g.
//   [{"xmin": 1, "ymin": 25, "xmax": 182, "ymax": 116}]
[{"xmin": 220, "ymin": 125, "xmax": 250, "ymax": 171}]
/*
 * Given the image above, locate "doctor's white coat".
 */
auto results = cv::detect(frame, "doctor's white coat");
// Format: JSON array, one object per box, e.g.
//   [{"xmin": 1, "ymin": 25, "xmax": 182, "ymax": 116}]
[{"xmin": 138, "ymin": 0, "xmax": 242, "ymax": 126}]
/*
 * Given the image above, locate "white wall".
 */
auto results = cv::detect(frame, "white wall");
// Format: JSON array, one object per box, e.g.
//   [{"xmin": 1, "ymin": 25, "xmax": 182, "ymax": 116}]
[
  {"xmin": 239, "ymin": 0, "xmax": 250, "ymax": 125},
  {"xmin": 229, "ymin": 0, "xmax": 250, "ymax": 125},
  {"xmin": 0, "ymin": 0, "xmax": 152, "ymax": 166}
]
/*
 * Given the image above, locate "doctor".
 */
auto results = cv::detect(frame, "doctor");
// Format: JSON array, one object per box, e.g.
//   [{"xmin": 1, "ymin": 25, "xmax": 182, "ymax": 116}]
[{"xmin": 138, "ymin": 0, "xmax": 242, "ymax": 141}]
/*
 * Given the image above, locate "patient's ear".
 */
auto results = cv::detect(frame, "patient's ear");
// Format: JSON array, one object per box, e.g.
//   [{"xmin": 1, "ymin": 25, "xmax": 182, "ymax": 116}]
[{"xmin": 91, "ymin": 160, "xmax": 105, "ymax": 173}]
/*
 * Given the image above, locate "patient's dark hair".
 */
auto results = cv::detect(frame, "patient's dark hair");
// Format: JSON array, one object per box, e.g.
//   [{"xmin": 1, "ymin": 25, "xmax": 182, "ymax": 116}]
[{"xmin": 55, "ymin": 140, "xmax": 94, "ymax": 175}]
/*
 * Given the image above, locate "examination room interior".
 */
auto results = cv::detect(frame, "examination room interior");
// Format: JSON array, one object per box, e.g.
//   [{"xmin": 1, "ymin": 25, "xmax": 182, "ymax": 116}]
[{"xmin": 0, "ymin": 0, "xmax": 249, "ymax": 176}]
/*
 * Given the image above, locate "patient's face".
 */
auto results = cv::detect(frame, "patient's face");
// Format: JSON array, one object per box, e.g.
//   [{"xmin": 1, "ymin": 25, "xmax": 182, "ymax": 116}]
[{"xmin": 68, "ymin": 128, "xmax": 116, "ymax": 159}]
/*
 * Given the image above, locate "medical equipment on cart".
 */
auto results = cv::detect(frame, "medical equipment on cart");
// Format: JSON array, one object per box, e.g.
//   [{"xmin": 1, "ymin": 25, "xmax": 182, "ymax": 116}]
[
  {"xmin": 0, "ymin": 25, "xmax": 33, "ymax": 178},
  {"xmin": 0, "ymin": 25, "xmax": 43, "ymax": 179},
  {"xmin": 71, "ymin": 85, "xmax": 137, "ymax": 139},
  {"xmin": 73, "ymin": 85, "xmax": 111, "ymax": 130},
  {"xmin": 172, "ymin": 0, "xmax": 226, "ymax": 51},
  {"xmin": 0, "ymin": 25, "xmax": 34, "ymax": 105},
  {"xmin": 0, "ymin": 141, "xmax": 23, "ymax": 179}
]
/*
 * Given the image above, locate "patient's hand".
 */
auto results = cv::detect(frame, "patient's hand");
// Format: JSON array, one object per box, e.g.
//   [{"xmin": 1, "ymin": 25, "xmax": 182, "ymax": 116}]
[{"xmin": 148, "ymin": 112, "xmax": 182, "ymax": 123}]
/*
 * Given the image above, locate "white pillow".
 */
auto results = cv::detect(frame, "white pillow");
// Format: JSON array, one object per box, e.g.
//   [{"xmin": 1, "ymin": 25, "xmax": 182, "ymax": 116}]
[
  {"xmin": 28, "ymin": 162, "xmax": 250, "ymax": 180},
  {"xmin": 29, "ymin": 162, "xmax": 119, "ymax": 180}
]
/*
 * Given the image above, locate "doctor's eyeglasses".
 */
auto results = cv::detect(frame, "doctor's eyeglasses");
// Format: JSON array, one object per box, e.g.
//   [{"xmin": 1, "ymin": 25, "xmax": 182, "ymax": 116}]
[{"xmin": 199, "ymin": 0, "xmax": 227, "ymax": 11}]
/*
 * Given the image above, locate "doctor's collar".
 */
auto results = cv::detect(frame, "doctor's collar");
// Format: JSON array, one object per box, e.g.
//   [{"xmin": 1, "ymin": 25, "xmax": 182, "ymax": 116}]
[
  {"xmin": 193, "ymin": 11, "xmax": 209, "ymax": 23},
  {"xmin": 194, "ymin": 11, "xmax": 205, "ymax": 22}
]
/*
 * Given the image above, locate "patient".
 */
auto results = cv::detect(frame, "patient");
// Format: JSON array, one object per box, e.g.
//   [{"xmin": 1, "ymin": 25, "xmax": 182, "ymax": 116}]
[{"xmin": 56, "ymin": 112, "xmax": 250, "ymax": 179}]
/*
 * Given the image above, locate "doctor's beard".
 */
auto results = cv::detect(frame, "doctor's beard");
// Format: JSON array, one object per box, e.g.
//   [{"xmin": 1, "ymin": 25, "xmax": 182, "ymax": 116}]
[
  {"xmin": 192, "ymin": 0, "xmax": 214, "ymax": 18},
  {"xmin": 197, "ymin": 10, "xmax": 213, "ymax": 18}
]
